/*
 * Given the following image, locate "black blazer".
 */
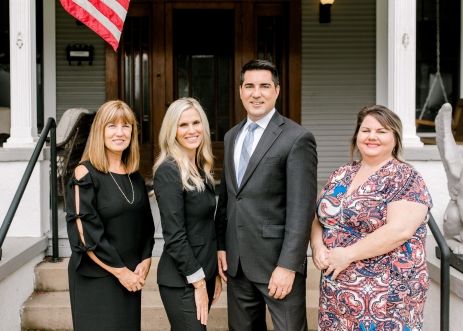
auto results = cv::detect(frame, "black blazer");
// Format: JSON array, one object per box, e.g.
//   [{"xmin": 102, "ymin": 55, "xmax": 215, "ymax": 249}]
[
  {"xmin": 215, "ymin": 111, "xmax": 318, "ymax": 283},
  {"xmin": 154, "ymin": 159, "xmax": 218, "ymax": 287}
]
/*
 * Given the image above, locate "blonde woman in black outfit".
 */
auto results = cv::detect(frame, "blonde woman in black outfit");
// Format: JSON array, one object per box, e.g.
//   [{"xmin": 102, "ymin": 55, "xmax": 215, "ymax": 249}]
[
  {"xmin": 153, "ymin": 97, "xmax": 221, "ymax": 330},
  {"xmin": 66, "ymin": 100, "xmax": 155, "ymax": 331}
]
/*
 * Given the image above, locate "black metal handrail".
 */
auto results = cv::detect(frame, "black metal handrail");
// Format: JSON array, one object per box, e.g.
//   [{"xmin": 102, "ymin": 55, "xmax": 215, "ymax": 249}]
[
  {"xmin": 427, "ymin": 213, "xmax": 450, "ymax": 331},
  {"xmin": 0, "ymin": 117, "xmax": 59, "ymax": 262}
]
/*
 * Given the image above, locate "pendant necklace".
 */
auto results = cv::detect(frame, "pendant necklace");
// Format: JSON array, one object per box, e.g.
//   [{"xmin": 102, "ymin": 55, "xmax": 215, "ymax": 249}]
[{"xmin": 109, "ymin": 171, "xmax": 135, "ymax": 204}]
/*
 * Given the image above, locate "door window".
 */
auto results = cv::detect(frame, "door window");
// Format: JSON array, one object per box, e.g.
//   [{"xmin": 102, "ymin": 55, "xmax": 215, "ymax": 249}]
[{"xmin": 173, "ymin": 9, "xmax": 234, "ymax": 142}]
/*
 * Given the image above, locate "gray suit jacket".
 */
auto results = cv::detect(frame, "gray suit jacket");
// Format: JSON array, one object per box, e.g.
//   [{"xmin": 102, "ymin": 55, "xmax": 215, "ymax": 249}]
[{"xmin": 215, "ymin": 111, "xmax": 317, "ymax": 283}]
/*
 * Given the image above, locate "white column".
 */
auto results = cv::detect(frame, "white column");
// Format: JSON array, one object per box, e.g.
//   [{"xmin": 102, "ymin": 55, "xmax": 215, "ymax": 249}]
[
  {"xmin": 388, "ymin": 0, "xmax": 423, "ymax": 148},
  {"xmin": 376, "ymin": 0, "xmax": 388, "ymax": 106},
  {"xmin": 4, "ymin": 0, "xmax": 38, "ymax": 148},
  {"xmin": 43, "ymin": 0, "xmax": 56, "ymax": 122}
]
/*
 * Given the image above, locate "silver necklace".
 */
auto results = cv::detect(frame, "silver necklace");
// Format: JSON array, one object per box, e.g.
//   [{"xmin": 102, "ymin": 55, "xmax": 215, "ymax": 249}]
[{"xmin": 109, "ymin": 171, "xmax": 135, "ymax": 204}]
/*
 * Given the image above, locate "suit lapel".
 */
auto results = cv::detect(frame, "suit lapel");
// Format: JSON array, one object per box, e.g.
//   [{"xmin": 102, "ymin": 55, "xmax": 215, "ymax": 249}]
[
  {"xmin": 205, "ymin": 176, "xmax": 215, "ymax": 194},
  {"xmin": 227, "ymin": 120, "xmax": 246, "ymax": 192},
  {"xmin": 237, "ymin": 112, "xmax": 284, "ymax": 193}
]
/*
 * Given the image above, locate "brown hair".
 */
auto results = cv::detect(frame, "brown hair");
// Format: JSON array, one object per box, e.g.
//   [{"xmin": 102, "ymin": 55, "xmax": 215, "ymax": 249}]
[
  {"xmin": 350, "ymin": 105, "xmax": 404, "ymax": 161},
  {"xmin": 81, "ymin": 100, "xmax": 140, "ymax": 173}
]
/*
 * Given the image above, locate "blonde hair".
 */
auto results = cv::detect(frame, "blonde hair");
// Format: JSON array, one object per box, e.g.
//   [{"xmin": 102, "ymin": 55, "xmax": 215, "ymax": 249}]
[
  {"xmin": 81, "ymin": 100, "xmax": 140, "ymax": 173},
  {"xmin": 153, "ymin": 97, "xmax": 214, "ymax": 191},
  {"xmin": 350, "ymin": 105, "xmax": 404, "ymax": 161}
]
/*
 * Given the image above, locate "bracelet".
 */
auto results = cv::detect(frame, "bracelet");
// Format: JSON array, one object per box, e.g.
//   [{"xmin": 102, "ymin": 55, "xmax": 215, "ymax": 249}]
[{"xmin": 193, "ymin": 279, "xmax": 206, "ymax": 289}]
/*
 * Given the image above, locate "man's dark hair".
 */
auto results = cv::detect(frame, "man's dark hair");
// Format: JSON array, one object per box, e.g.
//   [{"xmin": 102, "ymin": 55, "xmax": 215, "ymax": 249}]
[{"xmin": 240, "ymin": 59, "xmax": 280, "ymax": 86}]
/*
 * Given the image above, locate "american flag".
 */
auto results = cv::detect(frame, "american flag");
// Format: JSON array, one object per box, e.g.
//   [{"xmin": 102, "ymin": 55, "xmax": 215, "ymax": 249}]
[{"xmin": 59, "ymin": 0, "xmax": 130, "ymax": 51}]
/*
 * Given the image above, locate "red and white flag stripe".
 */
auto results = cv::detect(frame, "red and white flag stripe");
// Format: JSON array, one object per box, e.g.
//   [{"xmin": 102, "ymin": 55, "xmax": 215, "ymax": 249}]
[{"xmin": 60, "ymin": 0, "xmax": 130, "ymax": 51}]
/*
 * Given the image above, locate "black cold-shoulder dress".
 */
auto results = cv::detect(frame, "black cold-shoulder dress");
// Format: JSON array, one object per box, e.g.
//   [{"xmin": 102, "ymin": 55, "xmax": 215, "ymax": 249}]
[{"xmin": 66, "ymin": 161, "xmax": 154, "ymax": 331}]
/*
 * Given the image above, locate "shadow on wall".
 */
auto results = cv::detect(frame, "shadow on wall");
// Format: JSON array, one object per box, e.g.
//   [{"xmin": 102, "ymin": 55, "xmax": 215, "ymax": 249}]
[
  {"xmin": 0, "ymin": 66, "xmax": 10, "ymax": 146},
  {"xmin": 0, "ymin": 67, "xmax": 9, "ymax": 107}
]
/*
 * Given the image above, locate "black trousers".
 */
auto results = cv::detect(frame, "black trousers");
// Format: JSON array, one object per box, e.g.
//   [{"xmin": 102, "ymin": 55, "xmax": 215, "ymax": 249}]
[
  {"xmin": 227, "ymin": 264, "xmax": 308, "ymax": 331},
  {"xmin": 159, "ymin": 278, "xmax": 215, "ymax": 331}
]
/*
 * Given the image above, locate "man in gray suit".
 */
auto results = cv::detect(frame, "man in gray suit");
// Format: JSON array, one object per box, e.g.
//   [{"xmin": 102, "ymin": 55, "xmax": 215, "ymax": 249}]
[{"xmin": 215, "ymin": 59, "xmax": 317, "ymax": 331}]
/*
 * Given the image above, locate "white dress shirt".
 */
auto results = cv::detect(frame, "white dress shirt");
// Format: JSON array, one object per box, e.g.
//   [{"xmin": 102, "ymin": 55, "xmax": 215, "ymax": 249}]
[{"xmin": 234, "ymin": 108, "xmax": 276, "ymax": 174}]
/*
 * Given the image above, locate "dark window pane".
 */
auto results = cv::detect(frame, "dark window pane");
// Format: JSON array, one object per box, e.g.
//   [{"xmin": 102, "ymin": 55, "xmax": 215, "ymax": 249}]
[
  {"xmin": 416, "ymin": 0, "xmax": 460, "ymax": 131},
  {"xmin": 256, "ymin": 14, "xmax": 285, "ymax": 115},
  {"xmin": 121, "ymin": 16, "xmax": 151, "ymax": 144},
  {"xmin": 173, "ymin": 10, "xmax": 233, "ymax": 142}
]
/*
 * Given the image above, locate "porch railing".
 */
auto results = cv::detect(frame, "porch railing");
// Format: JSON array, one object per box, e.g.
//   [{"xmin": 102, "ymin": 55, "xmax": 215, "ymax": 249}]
[
  {"xmin": 428, "ymin": 213, "xmax": 450, "ymax": 331},
  {"xmin": 0, "ymin": 117, "xmax": 59, "ymax": 262}
]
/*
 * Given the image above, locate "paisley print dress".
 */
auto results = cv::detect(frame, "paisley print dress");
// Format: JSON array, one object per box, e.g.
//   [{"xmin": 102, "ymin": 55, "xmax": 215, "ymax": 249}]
[{"xmin": 316, "ymin": 159, "xmax": 432, "ymax": 331}]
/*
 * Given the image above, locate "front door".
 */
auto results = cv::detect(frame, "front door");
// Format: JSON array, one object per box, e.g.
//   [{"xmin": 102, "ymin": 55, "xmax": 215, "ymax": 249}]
[
  {"xmin": 106, "ymin": 0, "xmax": 301, "ymax": 180},
  {"xmin": 169, "ymin": 7, "xmax": 234, "ymax": 177}
]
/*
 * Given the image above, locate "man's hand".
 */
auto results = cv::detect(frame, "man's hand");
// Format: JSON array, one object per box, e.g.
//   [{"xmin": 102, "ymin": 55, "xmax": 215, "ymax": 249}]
[
  {"xmin": 217, "ymin": 250, "xmax": 228, "ymax": 282},
  {"xmin": 268, "ymin": 266, "xmax": 295, "ymax": 300}
]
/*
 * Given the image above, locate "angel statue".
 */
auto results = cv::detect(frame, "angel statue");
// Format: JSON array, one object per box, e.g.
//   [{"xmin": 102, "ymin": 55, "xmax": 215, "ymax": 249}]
[{"xmin": 435, "ymin": 103, "xmax": 463, "ymax": 253}]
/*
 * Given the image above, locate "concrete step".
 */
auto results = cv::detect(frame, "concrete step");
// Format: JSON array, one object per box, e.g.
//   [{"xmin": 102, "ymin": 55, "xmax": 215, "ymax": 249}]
[
  {"xmin": 35, "ymin": 257, "xmax": 322, "ymax": 292},
  {"xmin": 21, "ymin": 289, "xmax": 320, "ymax": 331},
  {"xmin": 29, "ymin": 256, "xmax": 321, "ymax": 330}
]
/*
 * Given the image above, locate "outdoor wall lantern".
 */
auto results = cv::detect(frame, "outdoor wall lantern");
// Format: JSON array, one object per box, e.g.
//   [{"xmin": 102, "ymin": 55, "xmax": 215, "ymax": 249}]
[
  {"xmin": 319, "ymin": 0, "xmax": 335, "ymax": 24},
  {"xmin": 66, "ymin": 44, "xmax": 94, "ymax": 65}
]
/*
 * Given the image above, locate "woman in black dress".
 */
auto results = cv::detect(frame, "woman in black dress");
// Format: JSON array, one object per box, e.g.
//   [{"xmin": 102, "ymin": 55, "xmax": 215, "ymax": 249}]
[
  {"xmin": 153, "ymin": 97, "xmax": 221, "ymax": 330},
  {"xmin": 66, "ymin": 100, "xmax": 155, "ymax": 331}
]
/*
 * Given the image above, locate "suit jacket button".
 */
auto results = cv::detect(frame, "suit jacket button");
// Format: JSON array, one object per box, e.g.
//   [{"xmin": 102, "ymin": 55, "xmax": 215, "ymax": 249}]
[{"xmin": 236, "ymin": 197, "xmax": 241, "ymax": 201}]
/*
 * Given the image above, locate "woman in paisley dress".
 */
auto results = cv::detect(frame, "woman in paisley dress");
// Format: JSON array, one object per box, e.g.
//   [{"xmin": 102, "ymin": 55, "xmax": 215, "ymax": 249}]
[{"xmin": 311, "ymin": 105, "xmax": 433, "ymax": 331}]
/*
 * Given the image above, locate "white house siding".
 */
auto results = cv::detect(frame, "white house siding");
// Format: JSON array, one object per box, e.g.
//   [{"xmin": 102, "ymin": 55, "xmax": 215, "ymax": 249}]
[
  {"xmin": 301, "ymin": 0, "xmax": 376, "ymax": 181},
  {"xmin": 55, "ymin": 0, "xmax": 106, "ymax": 121}
]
